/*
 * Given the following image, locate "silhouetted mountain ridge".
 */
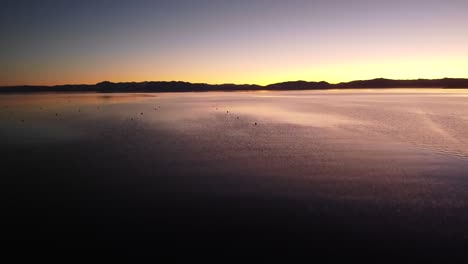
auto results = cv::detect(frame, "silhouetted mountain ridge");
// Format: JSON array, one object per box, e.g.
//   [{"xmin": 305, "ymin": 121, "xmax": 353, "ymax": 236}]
[
  {"xmin": 1, "ymin": 78, "xmax": 468, "ymax": 93},
  {"xmin": 266, "ymin": 81, "xmax": 332, "ymax": 90},
  {"xmin": 335, "ymin": 78, "xmax": 468, "ymax": 88}
]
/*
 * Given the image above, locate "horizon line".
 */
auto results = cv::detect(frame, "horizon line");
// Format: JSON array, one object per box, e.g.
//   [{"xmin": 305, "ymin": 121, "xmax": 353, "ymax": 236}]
[{"xmin": 2, "ymin": 77, "xmax": 468, "ymax": 88}]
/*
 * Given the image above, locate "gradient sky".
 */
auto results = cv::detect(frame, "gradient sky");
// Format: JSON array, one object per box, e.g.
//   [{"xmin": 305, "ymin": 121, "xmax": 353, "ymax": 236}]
[{"xmin": 1, "ymin": 0, "xmax": 468, "ymax": 86}]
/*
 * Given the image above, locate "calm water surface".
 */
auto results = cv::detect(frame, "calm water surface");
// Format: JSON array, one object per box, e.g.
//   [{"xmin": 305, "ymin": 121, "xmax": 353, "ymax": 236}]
[{"xmin": 2, "ymin": 89, "xmax": 468, "ymax": 260}]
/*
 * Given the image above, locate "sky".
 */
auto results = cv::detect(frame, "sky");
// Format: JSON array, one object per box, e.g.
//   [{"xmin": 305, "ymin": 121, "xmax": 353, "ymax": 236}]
[{"xmin": 1, "ymin": 0, "xmax": 468, "ymax": 86}]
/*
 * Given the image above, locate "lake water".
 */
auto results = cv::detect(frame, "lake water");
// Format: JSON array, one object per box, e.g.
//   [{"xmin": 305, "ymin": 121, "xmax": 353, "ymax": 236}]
[{"xmin": 2, "ymin": 89, "xmax": 468, "ymax": 260}]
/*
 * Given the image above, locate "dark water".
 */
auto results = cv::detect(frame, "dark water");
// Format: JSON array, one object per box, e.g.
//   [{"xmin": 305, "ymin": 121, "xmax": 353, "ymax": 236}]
[{"xmin": 2, "ymin": 90, "xmax": 468, "ymax": 261}]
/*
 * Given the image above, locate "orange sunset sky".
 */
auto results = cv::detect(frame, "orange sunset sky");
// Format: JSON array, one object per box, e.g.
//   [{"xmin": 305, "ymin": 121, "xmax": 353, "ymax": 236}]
[{"xmin": 1, "ymin": 0, "xmax": 467, "ymax": 86}]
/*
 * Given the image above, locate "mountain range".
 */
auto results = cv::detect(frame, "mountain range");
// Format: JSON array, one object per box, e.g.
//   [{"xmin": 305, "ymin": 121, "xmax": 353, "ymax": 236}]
[{"xmin": 1, "ymin": 78, "xmax": 468, "ymax": 93}]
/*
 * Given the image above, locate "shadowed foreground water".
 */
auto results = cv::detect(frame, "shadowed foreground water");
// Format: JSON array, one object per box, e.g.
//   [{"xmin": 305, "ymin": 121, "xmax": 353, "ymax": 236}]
[{"xmin": 2, "ymin": 90, "xmax": 468, "ymax": 261}]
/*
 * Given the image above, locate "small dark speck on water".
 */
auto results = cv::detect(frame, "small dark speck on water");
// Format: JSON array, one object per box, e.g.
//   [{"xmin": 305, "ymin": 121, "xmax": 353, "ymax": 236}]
[
  {"xmin": 140, "ymin": 112, "xmax": 143, "ymax": 115},
  {"xmin": 254, "ymin": 122, "xmax": 257, "ymax": 126}
]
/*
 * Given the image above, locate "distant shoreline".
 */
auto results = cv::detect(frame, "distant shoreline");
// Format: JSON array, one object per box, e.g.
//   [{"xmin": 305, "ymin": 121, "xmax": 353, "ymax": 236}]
[{"xmin": 1, "ymin": 78, "xmax": 468, "ymax": 93}]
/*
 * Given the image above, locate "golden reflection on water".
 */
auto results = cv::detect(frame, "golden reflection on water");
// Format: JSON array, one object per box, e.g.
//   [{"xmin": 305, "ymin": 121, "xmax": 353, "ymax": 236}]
[
  {"xmin": 2, "ymin": 89, "xmax": 468, "ymax": 160},
  {"xmin": 229, "ymin": 105, "xmax": 362, "ymax": 128}
]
